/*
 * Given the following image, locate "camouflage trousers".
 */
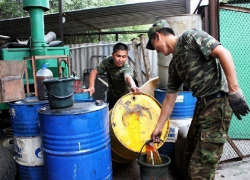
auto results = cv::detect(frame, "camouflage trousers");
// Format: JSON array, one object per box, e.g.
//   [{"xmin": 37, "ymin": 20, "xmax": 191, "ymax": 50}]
[{"xmin": 184, "ymin": 95, "xmax": 233, "ymax": 180}]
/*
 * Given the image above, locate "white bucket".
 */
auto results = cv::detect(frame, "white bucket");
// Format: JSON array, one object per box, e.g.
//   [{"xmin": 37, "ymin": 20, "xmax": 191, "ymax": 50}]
[
  {"xmin": 157, "ymin": 53, "xmax": 172, "ymax": 89},
  {"xmin": 14, "ymin": 136, "xmax": 44, "ymax": 166},
  {"xmin": 167, "ymin": 118, "xmax": 192, "ymax": 143}
]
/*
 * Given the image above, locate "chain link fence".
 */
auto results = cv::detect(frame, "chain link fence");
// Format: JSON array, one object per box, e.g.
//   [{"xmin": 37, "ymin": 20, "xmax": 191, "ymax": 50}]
[{"xmin": 219, "ymin": 0, "xmax": 250, "ymax": 161}]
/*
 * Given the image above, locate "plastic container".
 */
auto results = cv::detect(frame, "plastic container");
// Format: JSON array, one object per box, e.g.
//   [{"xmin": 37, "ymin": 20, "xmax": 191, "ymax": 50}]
[
  {"xmin": 36, "ymin": 64, "xmax": 53, "ymax": 100},
  {"xmin": 38, "ymin": 102, "xmax": 112, "ymax": 180},
  {"xmin": 138, "ymin": 140, "xmax": 171, "ymax": 180},
  {"xmin": 43, "ymin": 77, "xmax": 74, "ymax": 109},
  {"xmin": 72, "ymin": 72, "xmax": 82, "ymax": 93}
]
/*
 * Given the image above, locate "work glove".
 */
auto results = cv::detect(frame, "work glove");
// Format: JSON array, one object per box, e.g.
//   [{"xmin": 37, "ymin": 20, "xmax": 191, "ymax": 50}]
[{"xmin": 228, "ymin": 89, "xmax": 250, "ymax": 120}]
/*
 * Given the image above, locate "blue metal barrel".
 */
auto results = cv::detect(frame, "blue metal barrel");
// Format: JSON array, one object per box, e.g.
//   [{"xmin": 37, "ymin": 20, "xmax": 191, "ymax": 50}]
[
  {"xmin": 8, "ymin": 97, "xmax": 47, "ymax": 180},
  {"xmin": 38, "ymin": 102, "xmax": 112, "ymax": 180},
  {"xmin": 154, "ymin": 89, "xmax": 196, "ymax": 171},
  {"xmin": 17, "ymin": 164, "xmax": 45, "ymax": 180},
  {"xmin": 158, "ymin": 142, "xmax": 176, "ymax": 171},
  {"xmin": 73, "ymin": 92, "xmax": 93, "ymax": 102},
  {"xmin": 8, "ymin": 97, "xmax": 48, "ymax": 136},
  {"xmin": 154, "ymin": 89, "xmax": 196, "ymax": 119}
]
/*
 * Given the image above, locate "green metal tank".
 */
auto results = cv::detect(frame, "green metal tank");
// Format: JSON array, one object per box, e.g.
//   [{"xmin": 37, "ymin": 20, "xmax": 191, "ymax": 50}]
[
  {"xmin": 0, "ymin": 0, "xmax": 70, "ymax": 109},
  {"xmin": 1, "ymin": 0, "xmax": 69, "ymax": 85}
]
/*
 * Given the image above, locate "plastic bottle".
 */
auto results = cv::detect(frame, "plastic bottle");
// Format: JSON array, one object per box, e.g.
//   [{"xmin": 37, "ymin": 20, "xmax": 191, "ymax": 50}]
[
  {"xmin": 36, "ymin": 64, "xmax": 53, "ymax": 100},
  {"xmin": 146, "ymin": 142, "xmax": 162, "ymax": 165},
  {"xmin": 71, "ymin": 71, "xmax": 82, "ymax": 93}
]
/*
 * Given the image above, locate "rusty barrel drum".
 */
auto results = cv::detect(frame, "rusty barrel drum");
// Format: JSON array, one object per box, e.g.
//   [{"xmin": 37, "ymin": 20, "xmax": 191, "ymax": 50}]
[
  {"xmin": 109, "ymin": 93, "xmax": 170, "ymax": 165},
  {"xmin": 38, "ymin": 101, "xmax": 112, "ymax": 180}
]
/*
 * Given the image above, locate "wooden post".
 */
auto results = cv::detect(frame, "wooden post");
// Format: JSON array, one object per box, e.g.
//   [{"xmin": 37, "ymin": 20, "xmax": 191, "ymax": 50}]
[
  {"xmin": 131, "ymin": 38, "xmax": 143, "ymax": 87},
  {"xmin": 139, "ymin": 34, "xmax": 152, "ymax": 80},
  {"xmin": 31, "ymin": 56, "xmax": 38, "ymax": 96},
  {"xmin": 24, "ymin": 61, "xmax": 30, "ymax": 97}
]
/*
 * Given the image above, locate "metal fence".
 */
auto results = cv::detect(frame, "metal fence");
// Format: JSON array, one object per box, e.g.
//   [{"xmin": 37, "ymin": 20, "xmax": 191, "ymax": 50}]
[{"xmin": 219, "ymin": 0, "xmax": 250, "ymax": 161}]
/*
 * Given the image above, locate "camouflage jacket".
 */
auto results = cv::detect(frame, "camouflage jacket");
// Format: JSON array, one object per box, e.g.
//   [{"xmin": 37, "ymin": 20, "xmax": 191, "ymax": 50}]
[
  {"xmin": 167, "ymin": 29, "xmax": 228, "ymax": 97},
  {"xmin": 96, "ymin": 56, "xmax": 133, "ymax": 101}
]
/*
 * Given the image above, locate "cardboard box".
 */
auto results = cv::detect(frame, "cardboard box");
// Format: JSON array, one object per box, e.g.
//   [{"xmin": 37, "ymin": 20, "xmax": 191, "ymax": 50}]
[
  {"xmin": 0, "ymin": 77, "xmax": 25, "ymax": 102},
  {"xmin": 0, "ymin": 61, "xmax": 26, "ymax": 103}
]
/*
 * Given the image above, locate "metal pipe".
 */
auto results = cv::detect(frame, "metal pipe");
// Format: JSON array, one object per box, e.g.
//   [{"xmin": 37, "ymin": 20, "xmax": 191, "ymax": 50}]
[
  {"xmin": 59, "ymin": 0, "xmax": 64, "ymax": 45},
  {"xmin": 29, "ymin": 8, "xmax": 47, "ymax": 49},
  {"xmin": 209, "ymin": 0, "xmax": 218, "ymax": 39},
  {"xmin": 116, "ymin": 33, "xmax": 118, "ymax": 41},
  {"xmin": 185, "ymin": 0, "xmax": 191, "ymax": 14},
  {"xmin": 204, "ymin": 7, "xmax": 209, "ymax": 33},
  {"xmin": 217, "ymin": 0, "xmax": 220, "ymax": 41},
  {"xmin": 22, "ymin": 0, "xmax": 50, "ymax": 55}
]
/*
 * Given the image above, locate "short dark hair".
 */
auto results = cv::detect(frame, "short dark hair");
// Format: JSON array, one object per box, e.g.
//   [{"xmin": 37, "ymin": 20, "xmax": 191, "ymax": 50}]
[
  {"xmin": 150, "ymin": 28, "xmax": 172, "ymax": 40},
  {"xmin": 113, "ymin": 42, "xmax": 128, "ymax": 53}
]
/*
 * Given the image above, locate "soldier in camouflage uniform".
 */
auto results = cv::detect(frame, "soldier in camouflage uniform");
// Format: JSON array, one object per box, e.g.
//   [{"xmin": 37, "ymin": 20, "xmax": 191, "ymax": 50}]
[
  {"xmin": 147, "ymin": 20, "xmax": 249, "ymax": 179},
  {"xmin": 87, "ymin": 42, "xmax": 141, "ymax": 109}
]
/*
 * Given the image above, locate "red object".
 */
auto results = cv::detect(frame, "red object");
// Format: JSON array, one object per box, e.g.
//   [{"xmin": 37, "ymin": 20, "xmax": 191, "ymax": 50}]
[{"xmin": 73, "ymin": 79, "xmax": 83, "ymax": 93}]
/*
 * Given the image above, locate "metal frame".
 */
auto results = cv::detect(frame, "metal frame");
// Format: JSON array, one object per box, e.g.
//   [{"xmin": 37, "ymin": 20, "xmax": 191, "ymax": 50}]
[{"xmin": 24, "ymin": 55, "xmax": 71, "ymax": 96}]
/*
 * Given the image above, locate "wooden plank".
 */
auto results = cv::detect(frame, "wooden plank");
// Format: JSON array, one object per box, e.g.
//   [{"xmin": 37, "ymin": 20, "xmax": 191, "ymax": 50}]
[
  {"xmin": 227, "ymin": 134, "xmax": 243, "ymax": 160},
  {"xmin": 139, "ymin": 34, "xmax": 152, "ymax": 80},
  {"xmin": 131, "ymin": 38, "xmax": 143, "ymax": 87}
]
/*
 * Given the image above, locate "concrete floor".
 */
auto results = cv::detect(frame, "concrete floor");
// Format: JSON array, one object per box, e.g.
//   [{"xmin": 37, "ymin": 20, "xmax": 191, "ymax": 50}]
[
  {"xmin": 2, "ymin": 116, "xmax": 250, "ymax": 180},
  {"xmin": 113, "ymin": 157, "xmax": 250, "ymax": 180},
  {"xmin": 215, "ymin": 157, "xmax": 250, "ymax": 180},
  {"xmin": 112, "ymin": 160, "xmax": 181, "ymax": 180}
]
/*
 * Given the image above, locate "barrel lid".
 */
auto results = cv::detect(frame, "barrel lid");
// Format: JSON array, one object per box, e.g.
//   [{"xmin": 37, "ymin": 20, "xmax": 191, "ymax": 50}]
[
  {"xmin": 38, "ymin": 101, "xmax": 108, "ymax": 115},
  {"xmin": 43, "ymin": 77, "xmax": 74, "ymax": 84},
  {"xmin": 110, "ymin": 93, "xmax": 170, "ymax": 153},
  {"xmin": 8, "ymin": 97, "xmax": 48, "ymax": 105}
]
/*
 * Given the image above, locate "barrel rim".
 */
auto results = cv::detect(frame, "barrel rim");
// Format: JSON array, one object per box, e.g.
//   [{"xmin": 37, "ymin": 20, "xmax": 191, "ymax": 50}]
[
  {"xmin": 43, "ymin": 77, "xmax": 74, "ymax": 84},
  {"xmin": 37, "ymin": 102, "xmax": 108, "ymax": 115},
  {"xmin": 154, "ymin": 89, "xmax": 194, "ymax": 93},
  {"xmin": 138, "ymin": 154, "xmax": 171, "ymax": 167},
  {"xmin": 110, "ymin": 92, "xmax": 169, "ymax": 153},
  {"xmin": 8, "ymin": 97, "xmax": 48, "ymax": 106}
]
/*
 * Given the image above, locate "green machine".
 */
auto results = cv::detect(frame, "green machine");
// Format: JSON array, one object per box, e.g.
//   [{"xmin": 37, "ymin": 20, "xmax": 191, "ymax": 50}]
[{"xmin": 0, "ymin": 0, "xmax": 70, "ymax": 111}]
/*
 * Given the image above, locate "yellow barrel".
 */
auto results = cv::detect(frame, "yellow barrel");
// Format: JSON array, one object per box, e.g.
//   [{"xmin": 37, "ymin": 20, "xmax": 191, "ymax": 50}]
[{"xmin": 109, "ymin": 93, "xmax": 170, "ymax": 165}]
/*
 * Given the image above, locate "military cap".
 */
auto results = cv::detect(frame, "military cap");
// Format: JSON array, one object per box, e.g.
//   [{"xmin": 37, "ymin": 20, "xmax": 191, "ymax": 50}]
[{"xmin": 146, "ymin": 19, "xmax": 175, "ymax": 50}]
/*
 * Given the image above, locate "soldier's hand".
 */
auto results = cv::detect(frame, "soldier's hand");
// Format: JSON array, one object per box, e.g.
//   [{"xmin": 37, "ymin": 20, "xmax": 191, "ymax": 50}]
[
  {"xmin": 130, "ymin": 86, "xmax": 141, "ymax": 94},
  {"xmin": 228, "ymin": 89, "xmax": 250, "ymax": 120},
  {"xmin": 151, "ymin": 127, "xmax": 162, "ymax": 143},
  {"xmin": 88, "ymin": 87, "xmax": 95, "ymax": 97}
]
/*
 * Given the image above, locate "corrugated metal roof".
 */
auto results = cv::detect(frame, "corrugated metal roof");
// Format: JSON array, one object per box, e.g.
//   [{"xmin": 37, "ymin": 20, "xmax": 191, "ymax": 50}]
[{"xmin": 0, "ymin": 0, "xmax": 186, "ymax": 38}]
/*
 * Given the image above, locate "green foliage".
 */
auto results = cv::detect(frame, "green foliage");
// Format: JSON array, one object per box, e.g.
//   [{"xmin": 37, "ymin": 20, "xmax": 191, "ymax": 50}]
[
  {"xmin": 0, "ymin": 0, "xmax": 128, "ymax": 18},
  {"xmin": 0, "ymin": 0, "xmax": 28, "ymax": 19},
  {"xmin": 47, "ymin": 0, "xmax": 127, "ymax": 13}
]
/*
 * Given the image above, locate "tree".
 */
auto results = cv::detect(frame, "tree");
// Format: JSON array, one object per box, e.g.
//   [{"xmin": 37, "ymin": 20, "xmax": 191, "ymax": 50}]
[
  {"xmin": 0, "ymin": 0, "xmax": 28, "ymax": 19},
  {"xmin": 0, "ymin": 0, "xmax": 128, "ymax": 18}
]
